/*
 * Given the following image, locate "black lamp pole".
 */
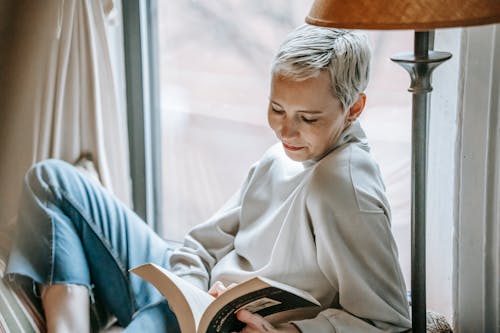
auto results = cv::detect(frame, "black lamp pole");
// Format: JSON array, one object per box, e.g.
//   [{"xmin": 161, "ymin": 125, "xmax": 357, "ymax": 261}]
[{"xmin": 390, "ymin": 31, "xmax": 452, "ymax": 332}]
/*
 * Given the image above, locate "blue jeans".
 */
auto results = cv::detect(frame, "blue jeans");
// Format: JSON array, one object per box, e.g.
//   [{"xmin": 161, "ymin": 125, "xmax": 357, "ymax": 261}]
[{"xmin": 6, "ymin": 159, "xmax": 181, "ymax": 332}]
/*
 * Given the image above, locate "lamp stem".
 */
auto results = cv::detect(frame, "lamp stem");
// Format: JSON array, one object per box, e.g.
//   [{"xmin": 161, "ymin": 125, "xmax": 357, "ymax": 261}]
[
  {"xmin": 414, "ymin": 31, "xmax": 429, "ymax": 57},
  {"xmin": 411, "ymin": 53, "xmax": 428, "ymax": 333},
  {"xmin": 391, "ymin": 31, "xmax": 452, "ymax": 333},
  {"xmin": 411, "ymin": 93, "xmax": 428, "ymax": 331}
]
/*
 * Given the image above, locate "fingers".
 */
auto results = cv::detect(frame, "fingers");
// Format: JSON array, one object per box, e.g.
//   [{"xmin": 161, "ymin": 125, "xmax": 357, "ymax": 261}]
[
  {"xmin": 237, "ymin": 310, "xmax": 274, "ymax": 332},
  {"xmin": 208, "ymin": 281, "xmax": 228, "ymax": 298}
]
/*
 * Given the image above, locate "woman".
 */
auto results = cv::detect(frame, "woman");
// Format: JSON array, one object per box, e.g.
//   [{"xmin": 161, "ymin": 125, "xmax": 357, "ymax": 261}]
[{"xmin": 6, "ymin": 24, "xmax": 411, "ymax": 332}]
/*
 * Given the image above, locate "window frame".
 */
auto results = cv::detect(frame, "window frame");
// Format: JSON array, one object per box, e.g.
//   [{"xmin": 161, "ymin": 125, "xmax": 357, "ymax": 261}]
[{"xmin": 122, "ymin": 0, "xmax": 162, "ymax": 230}]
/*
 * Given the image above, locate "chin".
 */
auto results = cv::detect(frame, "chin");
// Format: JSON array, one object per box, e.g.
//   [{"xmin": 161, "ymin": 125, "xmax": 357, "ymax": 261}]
[{"xmin": 284, "ymin": 150, "xmax": 309, "ymax": 162}]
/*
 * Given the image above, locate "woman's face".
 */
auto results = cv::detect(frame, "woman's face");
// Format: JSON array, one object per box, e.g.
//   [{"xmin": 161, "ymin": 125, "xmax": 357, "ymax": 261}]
[{"xmin": 268, "ymin": 71, "xmax": 352, "ymax": 162}]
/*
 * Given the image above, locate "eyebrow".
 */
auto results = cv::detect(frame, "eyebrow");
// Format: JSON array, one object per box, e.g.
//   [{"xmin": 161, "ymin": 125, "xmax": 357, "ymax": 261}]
[
  {"xmin": 270, "ymin": 101, "xmax": 324, "ymax": 114},
  {"xmin": 297, "ymin": 110, "xmax": 323, "ymax": 114}
]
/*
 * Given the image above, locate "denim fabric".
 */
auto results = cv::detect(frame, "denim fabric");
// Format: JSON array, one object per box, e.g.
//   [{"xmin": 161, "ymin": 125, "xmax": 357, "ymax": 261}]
[{"xmin": 6, "ymin": 159, "xmax": 180, "ymax": 332}]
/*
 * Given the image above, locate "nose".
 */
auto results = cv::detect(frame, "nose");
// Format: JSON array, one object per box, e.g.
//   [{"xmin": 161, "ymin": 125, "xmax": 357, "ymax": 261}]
[{"xmin": 279, "ymin": 116, "xmax": 298, "ymax": 139}]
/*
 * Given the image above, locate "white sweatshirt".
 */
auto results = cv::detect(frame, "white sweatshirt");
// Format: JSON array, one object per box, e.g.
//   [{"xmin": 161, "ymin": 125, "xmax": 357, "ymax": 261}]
[{"xmin": 169, "ymin": 121, "xmax": 412, "ymax": 332}]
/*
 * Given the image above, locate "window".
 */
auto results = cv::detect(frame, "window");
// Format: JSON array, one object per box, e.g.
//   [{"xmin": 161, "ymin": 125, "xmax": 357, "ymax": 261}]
[
  {"xmin": 156, "ymin": 1, "xmax": 413, "ymax": 287},
  {"xmin": 157, "ymin": 1, "xmax": 314, "ymax": 241}
]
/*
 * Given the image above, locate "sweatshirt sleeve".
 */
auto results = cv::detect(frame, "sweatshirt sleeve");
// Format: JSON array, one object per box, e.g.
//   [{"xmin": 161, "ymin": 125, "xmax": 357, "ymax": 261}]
[
  {"xmin": 168, "ymin": 164, "xmax": 257, "ymax": 291},
  {"xmin": 294, "ymin": 208, "xmax": 411, "ymax": 332},
  {"xmin": 293, "ymin": 152, "xmax": 412, "ymax": 332}
]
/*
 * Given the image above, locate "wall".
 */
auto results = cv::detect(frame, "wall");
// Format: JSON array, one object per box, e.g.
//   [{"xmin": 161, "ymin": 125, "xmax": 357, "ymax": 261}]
[
  {"xmin": 0, "ymin": 2, "xmax": 10, "ymax": 68},
  {"xmin": 430, "ymin": 24, "xmax": 500, "ymax": 331},
  {"xmin": 0, "ymin": 2, "xmax": 15, "ymax": 108},
  {"xmin": 427, "ymin": 27, "xmax": 462, "ymax": 322},
  {"xmin": 455, "ymin": 24, "xmax": 500, "ymax": 332},
  {"xmin": 0, "ymin": 1, "xmax": 40, "ymax": 228}
]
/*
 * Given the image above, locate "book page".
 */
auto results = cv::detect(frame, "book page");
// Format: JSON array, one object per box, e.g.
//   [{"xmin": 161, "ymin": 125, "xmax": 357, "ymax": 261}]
[
  {"xmin": 258, "ymin": 276, "xmax": 320, "ymax": 305},
  {"xmin": 130, "ymin": 263, "xmax": 215, "ymax": 332}
]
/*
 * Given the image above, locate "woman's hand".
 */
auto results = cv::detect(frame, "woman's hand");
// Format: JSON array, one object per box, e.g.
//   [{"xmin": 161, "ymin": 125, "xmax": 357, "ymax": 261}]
[
  {"xmin": 208, "ymin": 281, "xmax": 237, "ymax": 298},
  {"xmin": 234, "ymin": 310, "xmax": 300, "ymax": 333}
]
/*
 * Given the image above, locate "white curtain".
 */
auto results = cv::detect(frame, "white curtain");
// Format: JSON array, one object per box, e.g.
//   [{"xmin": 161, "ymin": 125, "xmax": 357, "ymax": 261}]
[{"xmin": 0, "ymin": 0, "xmax": 131, "ymax": 228}]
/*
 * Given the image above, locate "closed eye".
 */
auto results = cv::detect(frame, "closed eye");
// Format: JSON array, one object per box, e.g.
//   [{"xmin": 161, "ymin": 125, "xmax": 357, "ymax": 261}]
[
  {"xmin": 301, "ymin": 117, "xmax": 318, "ymax": 124},
  {"xmin": 272, "ymin": 107, "xmax": 285, "ymax": 114}
]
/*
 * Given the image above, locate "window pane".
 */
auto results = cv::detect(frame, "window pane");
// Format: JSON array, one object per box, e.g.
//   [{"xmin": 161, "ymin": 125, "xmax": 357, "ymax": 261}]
[
  {"xmin": 157, "ymin": 1, "xmax": 413, "ymax": 287},
  {"xmin": 157, "ymin": 1, "xmax": 314, "ymax": 241}
]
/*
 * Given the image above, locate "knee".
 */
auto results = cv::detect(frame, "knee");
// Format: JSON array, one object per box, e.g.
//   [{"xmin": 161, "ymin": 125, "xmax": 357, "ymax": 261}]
[
  {"xmin": 31, "ymin": 159, "xmax": 69, "ymax": 171},
  {"xmin": 27, "ymin": 159, "xmax": 72, "ymax": 180},
  {"xmin": 25, "ymin": 159, "xmax": 75, "ymax": 194}
]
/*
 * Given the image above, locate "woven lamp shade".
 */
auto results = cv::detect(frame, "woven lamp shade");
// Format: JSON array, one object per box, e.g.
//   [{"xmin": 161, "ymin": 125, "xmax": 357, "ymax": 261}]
[{"xmin": 306, "ymin": 0, "xmax": 500, "ymax": 30}]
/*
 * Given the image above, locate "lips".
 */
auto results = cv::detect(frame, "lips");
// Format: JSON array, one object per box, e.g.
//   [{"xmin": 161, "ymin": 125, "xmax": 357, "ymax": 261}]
[{"xmin": 282, "ymin": 142, "xmax": 304, "ymax": 151}]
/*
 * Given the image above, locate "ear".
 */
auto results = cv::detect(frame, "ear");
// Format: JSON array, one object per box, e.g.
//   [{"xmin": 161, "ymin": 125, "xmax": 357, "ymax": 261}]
[{"xmin": 347, "ymin": 93, "xmax": 366, "ymax": 121}]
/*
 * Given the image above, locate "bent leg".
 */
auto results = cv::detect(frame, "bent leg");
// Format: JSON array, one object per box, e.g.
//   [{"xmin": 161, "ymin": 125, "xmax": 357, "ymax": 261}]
[{"xmin": 7, "ymin": 159, "xmax": 175, "ymax": 328}]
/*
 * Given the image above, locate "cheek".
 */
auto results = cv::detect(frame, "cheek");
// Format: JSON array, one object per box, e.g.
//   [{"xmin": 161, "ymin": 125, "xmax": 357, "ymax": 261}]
[
  {"xmin": 327, "ymin": 119, "xmax": 347, "ymax": 143},
  {"xmin": 267, "ymin": 111, "xmax": 279, "ymax": 131},
  {"xmin": 328, "ymin": 112, "xmax": 348, "ymax": 133},
  {"xmin": 307, "ymin": 129, "xmax": 325, "ymax": 149},
  {"xmin": 311, "ymin": 121, "xmax": 344, "ymax": 149}
]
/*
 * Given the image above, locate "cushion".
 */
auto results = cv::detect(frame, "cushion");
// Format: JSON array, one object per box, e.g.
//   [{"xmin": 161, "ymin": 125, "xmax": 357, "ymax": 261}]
[
  {"xmin": 427, "ymin": 310, "xmax": 453, "ymax": 333},
  {"xmin": 0, "ymin": 230, "xmax": 46, "ymax": 333}
]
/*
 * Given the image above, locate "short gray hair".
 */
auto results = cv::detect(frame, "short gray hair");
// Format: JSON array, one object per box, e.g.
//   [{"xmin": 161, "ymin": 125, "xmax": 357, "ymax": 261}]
[{"xmin": 271, "ymin": 24, "xmax": 371, "ymax": 111}]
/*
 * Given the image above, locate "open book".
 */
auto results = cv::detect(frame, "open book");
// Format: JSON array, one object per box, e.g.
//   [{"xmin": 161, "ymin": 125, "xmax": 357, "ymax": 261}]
[{"xmin": 130, "ymin": 263, "xmax": 321, "ymax": 333}]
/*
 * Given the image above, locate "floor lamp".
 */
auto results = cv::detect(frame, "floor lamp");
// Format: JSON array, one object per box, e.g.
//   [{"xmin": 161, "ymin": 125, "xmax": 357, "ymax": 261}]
[{"xmin": 305, "ymin": 1, "xmax": 500, "ymax": 332}]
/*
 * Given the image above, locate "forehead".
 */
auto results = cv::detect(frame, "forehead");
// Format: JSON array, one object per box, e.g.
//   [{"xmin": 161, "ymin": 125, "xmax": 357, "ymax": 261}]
[
  {"xmin": 270, "ymin": 71, "xmax": 339, "ymax": 108},
  {"xmin": 272, "ymin": 71, "xmax": 330, "ymax": 91}
]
